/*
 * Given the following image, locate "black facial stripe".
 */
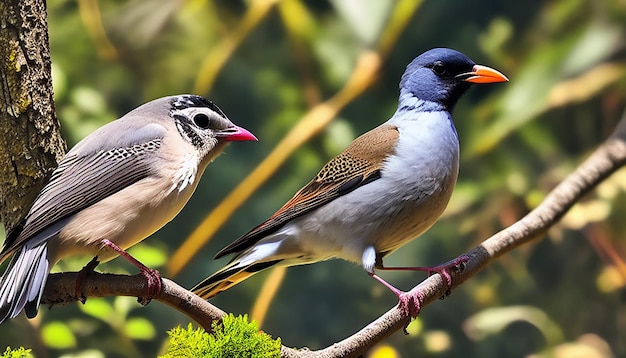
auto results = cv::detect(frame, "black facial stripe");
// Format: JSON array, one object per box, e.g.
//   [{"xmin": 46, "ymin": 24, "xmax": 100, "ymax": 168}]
[
  {"xmin": 174, "ymin": 114, "xmax": 204, "ymax": 148},
  {"xmin": 169, "ymin": 95, "xmax": 228, "ymax": 120}
]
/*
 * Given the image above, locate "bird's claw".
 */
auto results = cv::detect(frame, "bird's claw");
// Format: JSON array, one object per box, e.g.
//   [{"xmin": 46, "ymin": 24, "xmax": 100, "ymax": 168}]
[
  {"xmin": 398, "ymin": 290, "xmax": 425, "ymax": 319},
  {"xmin": 74, "ymin": 257, "xmax": 100, "ymax": 304},
  {"xmin": 427, "ymin": 255, "xmax": 470, "ymax": 287},
  {"xmin": 439, "ymin": 288, "xmax": 452, "ymax": 300},
  {"xmin": 137, "ymin": 267, "xmax": 162, "ymax": 306}
]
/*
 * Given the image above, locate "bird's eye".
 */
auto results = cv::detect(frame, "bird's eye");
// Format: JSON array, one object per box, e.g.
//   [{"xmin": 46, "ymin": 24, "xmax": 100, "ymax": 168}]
[
  {"xmin": 432, "ymin": 61, "xmax": 446, "ymax": 76},
  {"xmin": 193, "ymin": 113, "xmax": 210, "ymax": 129}
]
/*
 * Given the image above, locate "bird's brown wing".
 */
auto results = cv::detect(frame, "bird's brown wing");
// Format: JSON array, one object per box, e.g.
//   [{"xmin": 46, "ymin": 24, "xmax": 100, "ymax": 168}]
[{"xmin": 215, "ymin": 124, "xmax": 399, "ymax": 259}]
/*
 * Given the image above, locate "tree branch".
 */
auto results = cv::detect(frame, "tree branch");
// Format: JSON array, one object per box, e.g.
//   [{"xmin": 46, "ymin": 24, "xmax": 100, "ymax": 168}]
[
  {"xmin": 5, "ymin": 0, "xmax": 624, "ymax": 356},
  {"xmin": 41, "ymin": 272, "xmax": 225, "ymax": 332},
  {"xmin": 37, "ymin": 112, "xmax": 626, "ymax": 357},
  {"xmin": 298, "ymin": 113, "xmax": 626, "ymax": 357}
]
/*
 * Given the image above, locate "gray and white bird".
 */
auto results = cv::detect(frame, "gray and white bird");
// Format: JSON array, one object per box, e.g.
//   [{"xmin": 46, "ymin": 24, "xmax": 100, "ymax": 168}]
[
  {"xmin": 0, "ymin": 95, "xmax": 256, "ymax": 323},
  {"xmin": 192, "ymin": 48, "xmax": 508, "ymax": 316}
]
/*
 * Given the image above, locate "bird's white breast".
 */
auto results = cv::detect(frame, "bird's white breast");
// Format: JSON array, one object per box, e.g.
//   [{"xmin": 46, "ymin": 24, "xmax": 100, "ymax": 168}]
[{"xmin": 288, "ymin": 110, "xmax": 460, "ymax": 264}]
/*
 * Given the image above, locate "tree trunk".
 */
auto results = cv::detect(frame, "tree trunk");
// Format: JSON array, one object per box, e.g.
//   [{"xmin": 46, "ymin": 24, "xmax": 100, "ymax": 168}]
[{"xmin": 0, "ymin": 0, "xmax": 65, "ymax": 235}]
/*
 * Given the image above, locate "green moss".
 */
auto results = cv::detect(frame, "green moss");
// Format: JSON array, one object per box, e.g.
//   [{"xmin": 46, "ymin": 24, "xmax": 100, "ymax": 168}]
[
  {"xmin": 1, "ymin": 347, "xmax": 33, "ymax": 358},
  {"xmin": 4, "ymin": 43, "xmax": 31, "ymax": 115},
  {"xmin": 17, "ymin": 95, "xmax": 31, "ymax": 114},
  {"xmin": 161, "ymin": 314, "xmax": 281, "ymax": 358},
  {"xmin": 7, "ymin": 46, "xmax": 20, "ymax": 72}
]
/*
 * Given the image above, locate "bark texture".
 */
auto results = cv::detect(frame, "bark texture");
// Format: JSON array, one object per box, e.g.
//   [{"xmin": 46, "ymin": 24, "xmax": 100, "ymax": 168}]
[{"xmin": 0, "ymin": 0, "xmax": 65, "ymax": 234}]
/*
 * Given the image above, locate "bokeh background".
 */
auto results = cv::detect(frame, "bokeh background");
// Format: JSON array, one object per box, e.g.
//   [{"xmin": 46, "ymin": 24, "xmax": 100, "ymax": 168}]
[{"xmin": 1, "ymin": 0, "xmax": 626, "ymax": 357}]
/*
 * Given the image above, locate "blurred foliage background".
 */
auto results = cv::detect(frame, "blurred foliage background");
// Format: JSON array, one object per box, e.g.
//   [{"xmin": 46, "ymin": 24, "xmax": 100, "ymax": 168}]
[{"xmin": 1, "ymin": 0, "xmax": 626, "ymax": 357}]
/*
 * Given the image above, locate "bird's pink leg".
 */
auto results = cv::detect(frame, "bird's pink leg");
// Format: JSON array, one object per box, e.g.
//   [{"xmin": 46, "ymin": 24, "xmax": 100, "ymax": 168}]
[
  {"xmin": 102, "ymin": 239, "xmax": 162, "ymax": 304},
  {"xmin": 370, "ymin": 255, "xmax": 469, "ymax": 317},
  {"xmin": 369, "ymin": 273, "xmax": 424, "ymax": 318},
  {"xmin": 378, "ymin": 255, "xmax": 469, "ymax": 287}
]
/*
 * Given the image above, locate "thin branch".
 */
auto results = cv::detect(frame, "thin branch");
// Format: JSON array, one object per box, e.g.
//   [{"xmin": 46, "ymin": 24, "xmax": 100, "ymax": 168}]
[
  {"xmin": 40, "ymin": 114, "xmax": 626, "ymax": 357},
  {"xmin": 41, "ymin": 272, "xmax": 225, "ymax": 332},
  {"xmin": 297, "ymin": 113, "xmax": 626, "ymax": 357}
]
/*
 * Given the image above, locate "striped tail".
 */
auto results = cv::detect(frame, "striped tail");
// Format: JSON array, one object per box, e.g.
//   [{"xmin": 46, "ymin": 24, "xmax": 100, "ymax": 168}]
[
  {"xmin": 192, "ymin": 259, "xmax": 282, "ymax": 299},
  {"xmin": 0, "ymin": 244, "xmax": 50, "ymax": 323}
]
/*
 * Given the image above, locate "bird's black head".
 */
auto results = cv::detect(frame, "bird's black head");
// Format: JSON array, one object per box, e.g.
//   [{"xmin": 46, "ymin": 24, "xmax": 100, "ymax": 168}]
[{"xmin": 400, "ymin": 48, "xmax": 507, "ymax": 112}]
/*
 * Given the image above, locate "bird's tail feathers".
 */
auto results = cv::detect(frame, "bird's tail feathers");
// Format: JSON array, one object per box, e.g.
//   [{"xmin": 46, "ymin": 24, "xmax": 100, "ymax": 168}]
[
  {"xmin": 192, "ymin": 258, "xmax": 282, "ymax": 299},
  {"xmin": 0, "ymin": 244, "xmax": 50, "ymax": 323}
]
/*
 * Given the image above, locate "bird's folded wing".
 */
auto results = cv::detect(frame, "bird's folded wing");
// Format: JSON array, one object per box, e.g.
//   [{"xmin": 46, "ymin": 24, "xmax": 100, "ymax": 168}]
[
  {"xmin": 215, "ymin": 124, "xmax": 399, "ymax": 259},
  {"xmin": 0, "ymin": 122, "xmax": 167, "ymax": 258}
]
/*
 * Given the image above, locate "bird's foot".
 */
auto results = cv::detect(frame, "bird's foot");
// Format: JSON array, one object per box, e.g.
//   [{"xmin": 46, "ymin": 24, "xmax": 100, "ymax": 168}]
[
  {"xmin": 102, "ymin": 239, "xmax": 163, "ymax": 305},
  {"xmin": 137, "ymin": 266, "xmax": 162, "ymax": 306},
  {"xmin": 370, "ymin": 272, "xmax": 425, "ymax": 319},
  {"xmin": 75, "ymin": 256, "xmax": 100, "ymax": 303},
  {"xmin": 397, "ymin": 290, "xmax": 425, "ymax": 319},
  {"xmin": 425, "ymin": 255, "xmax": 469, "ymax": 288}
]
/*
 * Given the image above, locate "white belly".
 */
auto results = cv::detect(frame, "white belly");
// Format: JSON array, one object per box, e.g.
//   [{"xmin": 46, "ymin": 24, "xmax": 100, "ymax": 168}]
[
  {"xmin": 52, "ymin": 174, "xmax": 198, "ymax": 263},
  {"xmin": 279, "ymin": 111, "xmax": 460, "ymax": 265}
]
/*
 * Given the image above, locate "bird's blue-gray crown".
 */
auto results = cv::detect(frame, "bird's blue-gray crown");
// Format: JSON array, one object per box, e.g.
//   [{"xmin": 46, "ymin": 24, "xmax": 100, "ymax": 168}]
[{"xmin": 400, "ymin": 48, "xmax": 477, "ymax": 111}]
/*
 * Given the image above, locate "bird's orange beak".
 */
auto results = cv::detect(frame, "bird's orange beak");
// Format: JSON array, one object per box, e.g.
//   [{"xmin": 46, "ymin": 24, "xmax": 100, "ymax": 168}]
[
  {"xmin": 462, "ymin": 64, "xmax": 509, "ymax": 84},
  {"xmin": 217, "ymin": 126, "xmax": 258, "ymax": 141}
]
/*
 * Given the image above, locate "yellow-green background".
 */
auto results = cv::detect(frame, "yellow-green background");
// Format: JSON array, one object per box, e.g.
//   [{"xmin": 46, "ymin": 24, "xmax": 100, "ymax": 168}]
[{"xmin": 1, "ymin": 0, "xmax": 625, "ymax": 357}]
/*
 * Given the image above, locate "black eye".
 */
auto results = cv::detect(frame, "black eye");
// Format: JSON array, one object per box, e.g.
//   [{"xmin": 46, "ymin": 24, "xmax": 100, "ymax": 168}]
[
  {"xmin": 432, "ymin": 61, "xmax": 446, "ymax": 76},
  {"xmin": 193, "ymin": 113, "xmax": 210, "ymax": 129}
]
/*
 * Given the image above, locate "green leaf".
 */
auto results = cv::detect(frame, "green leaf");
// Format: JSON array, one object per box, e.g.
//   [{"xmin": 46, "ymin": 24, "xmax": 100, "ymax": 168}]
[
  {"xmin": 329, "ymin": 0, "xmax": 392, "ymax": 45},
  {"xmin": 124, "ymin": 317, "xmax": 156, "ymax": 340},
  {"xmin": 126, "ymin": 243, "xmax": 168, "ymax": 268},
  {"xmin": 79, "ymin": 298, "xmax": 114, "ymax": 322},
  {"xmin": 42, "ymin": 321, "xmax": 77, "ymax": 349},
  {"xmin": 464, "ymin": 306, "xmax": 564, "ymax": 346}
]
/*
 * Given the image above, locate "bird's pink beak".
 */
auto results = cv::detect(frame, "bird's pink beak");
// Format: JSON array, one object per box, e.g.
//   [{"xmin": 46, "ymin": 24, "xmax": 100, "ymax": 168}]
[
  {"xmin": 463, "ymin": 64, "xmax": 509, "ymax": 84},
  {"xmin": 217, "ymin": 125, "xmax": 258, "ymax": 142}
]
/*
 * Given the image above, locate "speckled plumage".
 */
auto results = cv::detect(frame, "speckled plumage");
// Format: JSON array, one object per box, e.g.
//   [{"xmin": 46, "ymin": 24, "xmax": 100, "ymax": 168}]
[
  {"xmin": 192, "ymin": 49, "xmax": 508, "ymax": 308},
  {"xmin": 0, "ymin": 95, "xmax": 256, "ymax": 323}
]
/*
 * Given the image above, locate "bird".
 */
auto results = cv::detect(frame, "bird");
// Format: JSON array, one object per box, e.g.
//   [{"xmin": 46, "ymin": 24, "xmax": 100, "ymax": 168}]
[
  {"xmin": 0, "ymin": 94, "xmax": 257, "ymax": 324},
  {"xmin": 192, "ymin": 48, "xmax": 508, "ymax": 317}
]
